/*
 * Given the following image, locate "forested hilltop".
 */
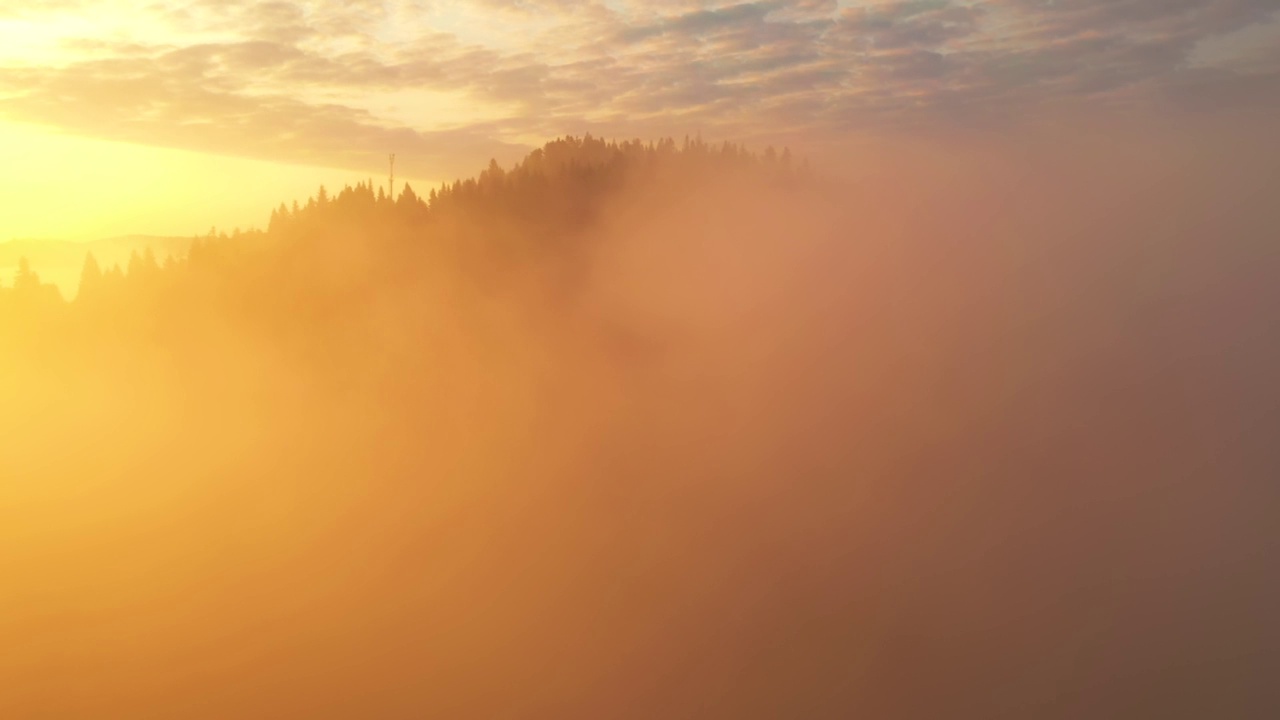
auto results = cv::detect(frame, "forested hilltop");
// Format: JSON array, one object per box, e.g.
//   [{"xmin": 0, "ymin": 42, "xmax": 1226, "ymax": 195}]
[{"xmin": 0, "ymin": 134, "xmax": 813, "ymax": 365}]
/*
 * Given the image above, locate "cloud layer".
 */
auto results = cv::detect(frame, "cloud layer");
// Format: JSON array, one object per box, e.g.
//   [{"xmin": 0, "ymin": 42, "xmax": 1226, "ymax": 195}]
[{"xmin": 1, "ymin": 0, "xmax": 1278, "ymax": 177}]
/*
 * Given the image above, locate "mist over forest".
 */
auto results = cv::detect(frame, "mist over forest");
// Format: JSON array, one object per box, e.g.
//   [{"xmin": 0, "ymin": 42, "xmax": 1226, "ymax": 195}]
[
  {"xmin": 0, "ymin": 236, "xmax": 192, "ymax": 300},
  {"xmin": 2, "ymin": 129, "xmax": 1278, "ymax": 719}
]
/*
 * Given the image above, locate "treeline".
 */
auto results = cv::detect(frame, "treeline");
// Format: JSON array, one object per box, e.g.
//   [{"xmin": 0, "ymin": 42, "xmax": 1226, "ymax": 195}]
[{"xmin": 0, "ymin": 134, "xmax": 813, "ymax": 370}]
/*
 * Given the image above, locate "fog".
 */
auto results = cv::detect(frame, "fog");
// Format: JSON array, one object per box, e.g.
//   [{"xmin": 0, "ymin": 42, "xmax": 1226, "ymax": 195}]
[{"xmin": 1, "ymin": 123, "xmax": 1278, "ymax": 718}]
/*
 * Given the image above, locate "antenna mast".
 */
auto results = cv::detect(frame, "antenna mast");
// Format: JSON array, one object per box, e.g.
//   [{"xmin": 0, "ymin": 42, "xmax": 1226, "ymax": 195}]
[{"xmin": 388, "ymin": 154, "xmax": 396, "ymax": 200}]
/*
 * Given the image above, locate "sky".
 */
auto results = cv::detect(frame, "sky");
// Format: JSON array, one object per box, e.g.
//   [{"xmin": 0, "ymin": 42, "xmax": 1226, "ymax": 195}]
[{"xmin": 1, "ymin": 0, "xmax": 1279, "ymax": 239}]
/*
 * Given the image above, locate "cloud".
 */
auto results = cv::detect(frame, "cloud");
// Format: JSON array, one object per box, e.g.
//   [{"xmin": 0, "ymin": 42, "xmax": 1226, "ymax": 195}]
[
  {"xmin": 1, "ymin": 0, "xmax": 1278, "ymax": 176},
  {"xmin": 0, "ymin": 46, "xmax": 528, "ymax": 180},
  {"xmin": 837, "ymin": 0, "xmax": 985, "ymax": 51},
  {"xmin": 618, "ymin": 1, "xmax": 782, "ymax": 42}
]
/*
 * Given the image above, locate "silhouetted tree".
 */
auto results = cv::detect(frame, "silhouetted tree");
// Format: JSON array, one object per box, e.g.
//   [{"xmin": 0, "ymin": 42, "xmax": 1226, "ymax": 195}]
[
  {"xmin": 78, "ymin": 253, "xmax": 103, "ymax": 302},
  {"xmin": 13, "ymin": 257, "xmax": 38, "ymax": 293}
]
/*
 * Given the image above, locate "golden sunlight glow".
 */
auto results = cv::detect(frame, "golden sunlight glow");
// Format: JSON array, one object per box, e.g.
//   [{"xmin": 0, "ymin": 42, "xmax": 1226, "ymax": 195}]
[
  {"xmin": 0, "ymin": 6, "xmax": 188, "ymax": 65},
  {"xmin": 2, "ymin": 0, "xmax": 1278, "ymax": 717},
  {"xmin": 0, "ymin": 121, "xmax": 435, "ymax": 240}
]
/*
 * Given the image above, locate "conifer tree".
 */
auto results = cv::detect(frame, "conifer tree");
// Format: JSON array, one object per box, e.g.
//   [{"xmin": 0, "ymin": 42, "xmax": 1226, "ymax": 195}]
[{"xmin": 78, "ymin": 253, "xmax": 103, "ymax": 302}]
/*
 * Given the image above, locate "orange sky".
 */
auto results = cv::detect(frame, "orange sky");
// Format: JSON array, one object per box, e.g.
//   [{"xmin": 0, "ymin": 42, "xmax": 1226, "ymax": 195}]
[{"xmin": 2, "ymin": 0, "xmax": 1279, "ymax": 239}]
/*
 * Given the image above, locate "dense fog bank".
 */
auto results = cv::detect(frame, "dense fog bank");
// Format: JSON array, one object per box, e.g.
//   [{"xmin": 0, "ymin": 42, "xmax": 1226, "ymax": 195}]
[{"xmin": 2, "ymin": 129, "xmax": 1277, "ymax": 718}]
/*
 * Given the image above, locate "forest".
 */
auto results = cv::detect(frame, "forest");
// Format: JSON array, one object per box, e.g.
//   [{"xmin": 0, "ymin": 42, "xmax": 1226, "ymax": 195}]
[
  {"xmin": 0, "ymin": 134, "xmax": 815, "ymax": 377},
  {"xmin": 2, "ymin": 131, "xmax": 1277, "ymax": 719}
]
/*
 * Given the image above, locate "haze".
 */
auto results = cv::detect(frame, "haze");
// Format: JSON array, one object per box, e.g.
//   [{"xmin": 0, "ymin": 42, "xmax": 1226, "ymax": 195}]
[{"xmin": 2, "ymin": 2, "xmax": 1279, "ymax": 719}]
